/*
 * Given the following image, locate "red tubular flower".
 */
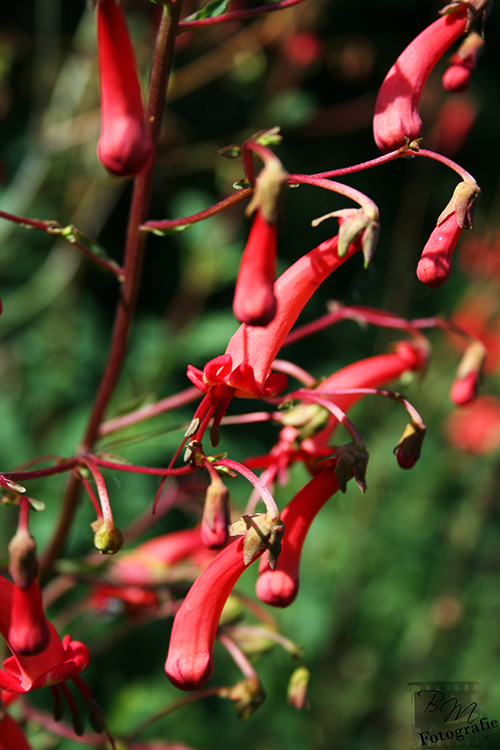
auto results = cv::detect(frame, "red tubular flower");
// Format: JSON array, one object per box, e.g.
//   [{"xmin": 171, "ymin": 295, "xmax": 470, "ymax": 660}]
[
  {"xmin": 186, "ymin": 229, "xmax": 362, "ymax": 446},
  {"xmin": 417, "ymin": 211, "xmax": 463, "ymax": 288},
  {"xmin": 0, "ymin": 713, "xmax": 33, "ymax": 750},
  {"xmin": 256, "ymin": 466, "xmax": 340, "ymax": 608},
  {"xmin": 373, "ymin": 4, "xmax": 468, "ymax": 153},
  {"xmin": 0, "ymin": 575, "xmax": 90, "ymax": 694},
  {"xmin": 201, "ymin": 477, "xmax": 230, "ymax": 550},
  {"xmin": 233, "ymin": 211, "xmax": 278, "ymax": 327},
  {"xmin": 244, "ymin": 340, "xmax": 427, "ymax": 486},
  {"xmin": 96, "ymin": 0, "xmax": 153, "ymax": 177},
  {"xmin": 303, "ymin": 340, "xmax": 427, "ymax": 458},
  {"xmin": 165, "ymin": 537, "xmax": 265, "ymax": 691},
  {"xmin": 7, "ymin": 580, "xmax": 50, "ymax": 657}
]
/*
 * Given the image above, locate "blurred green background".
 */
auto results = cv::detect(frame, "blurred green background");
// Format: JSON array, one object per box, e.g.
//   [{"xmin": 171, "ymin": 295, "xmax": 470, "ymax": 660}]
[{"xmin": 1, "ymin": 0, "xmax": 500, "ymax": 748}]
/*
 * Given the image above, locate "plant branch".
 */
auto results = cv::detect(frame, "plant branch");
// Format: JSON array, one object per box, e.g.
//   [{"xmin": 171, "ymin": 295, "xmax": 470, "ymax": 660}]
[{"xmin": 40, "ymin": 0, "xmax": 184, "ymax": 582}]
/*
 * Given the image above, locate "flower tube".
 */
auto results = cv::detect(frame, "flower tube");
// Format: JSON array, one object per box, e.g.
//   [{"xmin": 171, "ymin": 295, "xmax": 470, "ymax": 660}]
[
  {"xmin": 373, "ymin": 4, "xmax": 469, "ymax": 153},
  {"xmin": 233, "ymin": 156, "xmax": 287, "ymax": 327},
  {"xmin": 96, "ymin": 0, "xmax": 153, "ymax": 177},
  {"xmin": 233, "ymin": 211, "xmax": 278, "ymax": 327},
  {"xmin": 0, "ymin": 575, "xmax": 90, "ymax": 694},
  {"xmin": 185, "ymin": 228, "xmax": 363, "ymax": 447},
  {"xmin": 165, "ymin": 537, "xmax": 265, "ymax": 691},
  {"xmin": 301, "ymin": 339, "xmax": 428, "ymax": 458}
]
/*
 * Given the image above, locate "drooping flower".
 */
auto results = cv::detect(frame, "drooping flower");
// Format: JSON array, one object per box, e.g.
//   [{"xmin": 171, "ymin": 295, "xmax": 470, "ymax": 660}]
[
  {"xmin": 7, "ymin": 580, "xmax": 50, "ymax": 657},
  {"xmin": 96, "ymin": 0, "xmax": 153, "ymax": 177},
  {"xmin": 255, "ymin": 465, "xmax": 340, "ymax": 608},
  {"xmin": 186, "ymin": 227, "xmax": 363, "ymax": 447},
  {"xmin": 299, "ymin": 339, "xmax": 428, "ymax": 462},
  {"xmin": 165, "ymin": 537, "xmax": 265, "ymax": 691},
  {"xmin": 417, "ymin": 212, "xmax": 463, "ymax": 288},
  {"xmin": 7, "ymin": 513, "xmax": 49, "ymax": 657},
  {"xmin": 0, "ymin": 575, "xmax": 90, "ymax": 694},
  {"xmin": 246, "ymin": 339, "xmax": 428, "ymax": 484},
  {"xmin": 373, "ymin": 3, "xmax": 469, "ymax": 153},
  {"xmin": 417, "ymin": 180, "xmax": 480, "ymax": 288}
]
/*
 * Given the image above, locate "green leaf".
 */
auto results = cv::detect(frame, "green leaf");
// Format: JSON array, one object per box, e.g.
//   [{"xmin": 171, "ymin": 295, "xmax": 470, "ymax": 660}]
[{"xmin": 183, "ymin": 0, "xmax": 231, "ymax": 22}]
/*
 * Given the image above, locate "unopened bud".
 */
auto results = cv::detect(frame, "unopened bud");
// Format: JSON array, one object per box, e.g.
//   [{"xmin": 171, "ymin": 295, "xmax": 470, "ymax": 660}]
[
  {"xmin": 92, "ymin": 519, "xmax": 124, "ymax": 555},
  {"xmin": 201, "ymin": 479, "xmax": 230, "ymax": 549},
  {"xmin": 394, "ymin": 421, "xmax": 426, "ymax": 469},
  {"xmin": 288, "ymin": 666, "xmax": 311, "ymax": 710}
]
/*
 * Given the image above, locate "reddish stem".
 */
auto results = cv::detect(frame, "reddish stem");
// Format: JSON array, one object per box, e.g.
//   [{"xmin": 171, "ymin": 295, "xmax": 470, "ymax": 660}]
[
  {"xmin": 40, "ymin": 0, "xmax": 184, "ymax": 582},
  {"xmin": 178, "ymin": 0, "xmax": 307, "ymax": 32},
  {"xmin": 141, "ymin": 188, "xmax": 253, "ymax": 232}
]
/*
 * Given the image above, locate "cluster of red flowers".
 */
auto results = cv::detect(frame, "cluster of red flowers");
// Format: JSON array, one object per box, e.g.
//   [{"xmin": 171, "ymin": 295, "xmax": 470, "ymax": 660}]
[{"xmin": 0, "ymin": 0, "xmax": 493, "ymax": 746}]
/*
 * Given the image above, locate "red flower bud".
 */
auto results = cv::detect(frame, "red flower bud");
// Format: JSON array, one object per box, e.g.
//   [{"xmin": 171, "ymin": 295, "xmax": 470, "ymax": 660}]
[
  {"xmin": 417, "ymin": 211, "xmax": 463, "ymax": 288},
  {"xmin": 233, "ymin": 211, "xmax": 278, "ymax": 327},
  {"xmin": 394, "ymin": 421, "xmax": 426, "ymax": 469},
  {"xmin": 418, "ymin": 179, "xmax": 480, "ymax": 288},
  {"xmin": 7, "ymin": 579, "xmax": 50, "ymax": 656},
  {"xmin": 201, "ymin": 478, "xmax": 230, "ymax": 550},
  {"xmin": 96, "ymin": 0, "xmax": 153, "ymax": 177}
]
